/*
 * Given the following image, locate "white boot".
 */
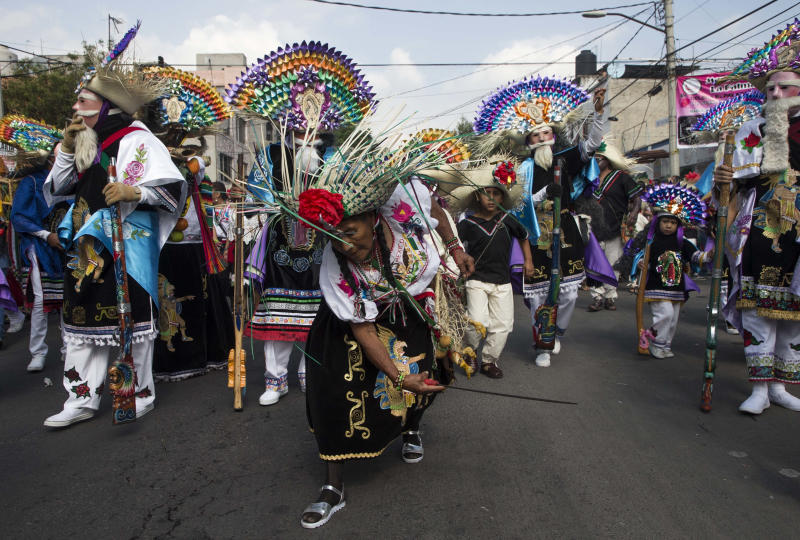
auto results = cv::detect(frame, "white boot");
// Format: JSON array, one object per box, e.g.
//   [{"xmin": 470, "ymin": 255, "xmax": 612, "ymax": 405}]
[
  {"xmin": 44, "ymin": 407, "xmax": 95, "ymax": 428},
  {"xmin": 739, "ymin": 382, "xmax": 770, "ymax": 414},
  {"xmin": 259, "ymin": 387, "xmax": 288, "ymax": 405},
  {"xmin": 768, "ymin": 382, "xmax": 800, "ymax": 411},
  {"xmin": 535, "ymin": 351, "xmax": 551, "ymax": 367},
  {"xmin": 27, "ymin": 355, "xmax": 46, "ymax": 372},
  {"xmin": 552, "ymin": 337, "xmax": 561, "ymax": 355}
]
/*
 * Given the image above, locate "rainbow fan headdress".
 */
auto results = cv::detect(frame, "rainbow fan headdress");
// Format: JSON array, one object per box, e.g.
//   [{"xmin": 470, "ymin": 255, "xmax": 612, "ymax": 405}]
[
  {"xmin": 0, "ymin": 115, "xmax": 62, "ymax": 155},
  {"xmin": 225, "ymin": 41, "xmax": 376, "ymax": 132},
  {"xmin": 143, "ymin": 66, "xmax": 231, "ymax": 131},
  {"xmin": 75, "ymin": 21, "xmax": 167, "ymax": 115},
  {"xmin": 724, "ymin": 19, "xmax": 800, "ymax": 91},
  {"xmin": 405, "ymin": 129, "xmax": 471, "ymax": 166},
  {"xmin": 643, "ymin": 183, "xmax": 707, "ymax": 226},
  {"xmin": 474, "ymin": 75, "xmax": 590, "ymax": 135},
  {"xmin": 691, "ymin": 90, "xmax": 765, "ymax": 134}
]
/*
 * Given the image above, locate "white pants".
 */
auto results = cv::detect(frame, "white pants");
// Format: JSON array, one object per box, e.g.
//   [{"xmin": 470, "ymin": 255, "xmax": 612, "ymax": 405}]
[
  {"xmin": 741, "ymin": 309, "xmax": 800, "ymax": 383},
  {"xmin": 590, "ymin": 236, "xmax": 623, "ymax": 301},
  {"xmin": 464, "ymin": 280, "xmax": 514, "ymax": 365},
  {"xmin": 27, "ymin": 249, "xmax": 48, "ymax": 359},
  {"xmin": 528, "ymin": 285, "xmax": 579, "ymax": 349},
  {"xmin": 61, "ymin": 338, "xmax": 155, "ymax": 411},
  {"xmin": 264, "ymin": 340, "xmax": 306, "ymax": 392},
  {"xmin": 649, "ymin": 301, "xmax": 681, "ymax": 349}
]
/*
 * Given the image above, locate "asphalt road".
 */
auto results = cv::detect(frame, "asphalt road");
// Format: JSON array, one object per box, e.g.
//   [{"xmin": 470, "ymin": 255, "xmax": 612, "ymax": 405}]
[{"xmin": 1, "ymin": 282, "xmax": 799, "ymax": 539}]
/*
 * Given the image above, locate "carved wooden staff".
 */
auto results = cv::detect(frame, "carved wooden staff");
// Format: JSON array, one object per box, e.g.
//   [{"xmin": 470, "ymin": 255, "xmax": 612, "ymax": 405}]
[
  {"xmin": 229, "ymin": 159, "xmax": 246, "ymax": 411},
  {"xmin": 635, "ymin": 242, "xmax": 652, "ymax": 355},
  {"xmin": 106, "ymin": 157, "xmax": 137, "ymax": 424},
  {"xmin": 534, "ymin": 159, "xmax": 563, "ymax": 349},
  {"xmin": 700, "ymin": 132, "xmax": 736, "ymax": 413}
]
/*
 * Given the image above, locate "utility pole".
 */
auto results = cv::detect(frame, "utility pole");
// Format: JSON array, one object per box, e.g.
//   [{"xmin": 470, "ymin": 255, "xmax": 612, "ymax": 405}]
[{"xmin": 664, "ymin": 0, "xmax": 679, "ymax": 177}]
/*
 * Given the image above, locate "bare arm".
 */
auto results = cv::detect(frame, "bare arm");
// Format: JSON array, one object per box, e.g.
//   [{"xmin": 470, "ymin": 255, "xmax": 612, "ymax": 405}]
[
  {"xmin": 519, "ymin": 237, "xmax": 534, "ymax": 277},
  {"xmin": 350, "ymin": 322, "xmax": 443, "ymax": 393}
]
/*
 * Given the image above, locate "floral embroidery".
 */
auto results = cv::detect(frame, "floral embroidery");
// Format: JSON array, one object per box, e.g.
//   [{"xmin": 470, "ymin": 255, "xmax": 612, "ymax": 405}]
[
  {"xmin": 64, "ymin": 367, "xmax": 81, "ymax": 383},
  {"xmin": 337, "ymin": 276, "xmax": 354, "ymax": 296},
  {"xmin": 95, "ymin": 382, "xmax": 104, "ymax": 395},
  {"xmin": 391, "ymin": 200, "xmax": 414, "ymax": 223},
  {"xmin": 135, "ymin": 388, "xmax": 152, "ymax": 398},
  {"xmin": 122, "ymin": 143, "xmax": 148, "ymax": 185},
  {"xmin": 740, "ymin": 132, "xmax": 762, "ymax": 154},
  {"xmin": 656, "ymin": 250, "xmax": 682, "ymax": 287},
  {"xmin": 71, "ymin": 382, "xmax": 91, "ymax": 399},
  {"xmin": 742, "ymin": 329, "xmax": 763, "ymax": 347}
]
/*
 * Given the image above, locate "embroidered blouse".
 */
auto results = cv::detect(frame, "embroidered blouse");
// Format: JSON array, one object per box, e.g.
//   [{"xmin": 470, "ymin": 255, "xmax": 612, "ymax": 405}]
[{"xmin": 319, "ymin": 179, "xmax": 441, "ymax": 323}]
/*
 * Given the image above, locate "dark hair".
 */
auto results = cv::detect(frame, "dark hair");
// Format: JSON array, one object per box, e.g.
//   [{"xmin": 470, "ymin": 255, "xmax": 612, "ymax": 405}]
[
  {"xmin": 333, "ymin": 215, "xmax": 399, "ymax": 318},
  {"xmin": 212, "ymin": 181, "xmax": 227, "ymax": 192}
]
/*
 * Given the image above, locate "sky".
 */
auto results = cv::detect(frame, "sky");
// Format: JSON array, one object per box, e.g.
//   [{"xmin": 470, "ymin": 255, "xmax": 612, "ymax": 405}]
[{"xmin": 3, "ymin": 0, "xmax": 798, "ymax": 131}]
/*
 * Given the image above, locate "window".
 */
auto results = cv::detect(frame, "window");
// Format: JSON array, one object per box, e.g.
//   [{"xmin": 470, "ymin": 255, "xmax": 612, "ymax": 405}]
[
  {"xmin": 237, "ymin": 118, "xmax": 247, "ymax": 143},
  {"xmin": 218, "ymin": 152, "xmax": 232, "ymax": 183}
]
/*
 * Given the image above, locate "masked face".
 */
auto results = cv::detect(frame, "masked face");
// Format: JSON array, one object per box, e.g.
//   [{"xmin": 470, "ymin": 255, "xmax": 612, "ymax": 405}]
[
  {"xmin": 766, "ymin": 71, "xmax": 800, "ymax": 101},
  {"xmin": 73, "ymin": 90, "xmax": 103, "ymax": 129},
  {"xmin": 527, "ymin": 127, "xmax": 554, "ymax": 145}
]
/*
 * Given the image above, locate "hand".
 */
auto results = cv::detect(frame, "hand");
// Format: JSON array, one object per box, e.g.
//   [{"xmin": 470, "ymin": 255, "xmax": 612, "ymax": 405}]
[
  {"xmin": 523, "ymin": 260, "xmax": 535, "ymax": 278},
  {"xmin": 546, "ymin": 182, "xmax": 563, "ymax": 200},
  {"xmin": 401, "ymin": 371, "xmax": 445, "ymax": 394},
  {"xmin": 229, "ymin": 185, "xmax": 245, "ymax": 201},
  {"xmin": 637, "ymin": 259, "xmax": 645, "ymax": 270},
  {"xmin": 593, "ymin": 88, "xmax": 606, "ymax": 114},
  {"xmin": 452, "ymin": 248, "xmax": 475, "ymax": 279},
  {"xmin": 714, "ymin": 164, "xmax": 733, "ymax": 186},
  {"xmin": 46, "ymin": 232, "xmax": 64, "ymax": 252},
  {"xmin": 61, "ymin": 114, "xmax": 86, "ymax": 154},
  {"xmin": 103, "ymin": 183, "xmax": 141, "ymax": 205}
]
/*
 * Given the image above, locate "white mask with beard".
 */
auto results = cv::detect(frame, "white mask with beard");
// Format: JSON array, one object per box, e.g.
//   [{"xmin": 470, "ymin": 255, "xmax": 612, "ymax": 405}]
[
  {"xmin": 74, "ymin": 124, "xmax": 99, "ymax": 173},
  {"xmin": 761, "ymin": 95, "xmax": 800, "ymax": 174},
  {"xmin": 528, "ymin": 139, "xmax": 555, "ymax": 170}
]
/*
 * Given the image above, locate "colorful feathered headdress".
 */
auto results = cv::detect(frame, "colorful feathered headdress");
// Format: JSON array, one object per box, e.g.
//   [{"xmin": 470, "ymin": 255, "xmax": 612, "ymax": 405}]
[
  {"xmin": 474, "ymin": 75, "xmax": 590, "ymax": 135},
  {"xmin": 143, "ymin": 66, "xmax": 231, "ymax": 131},
  {"xmin": 405, "ymin": 129, "xmax": 471, "ymax": 167},
  {"xmin": 225, "ymin": 41, "xmax": 376, "ymax": 132},
  {"xmin": 643, "ymin": 183, "xmax": 707, "ymax": 225},
  {"xmin": 76, "ymin": 21, "xmax": 167, "ymax": 115},
  {"xmin": 691, "ymin": 90, "xmax": 765, "ymax": 136},
  {"xmin": 0, "ymin": 115, "xmax": 62, "ymax": 156},
  {"xmin": 724, "ymin": 19, "xmax": 800, "ymax": 91}
]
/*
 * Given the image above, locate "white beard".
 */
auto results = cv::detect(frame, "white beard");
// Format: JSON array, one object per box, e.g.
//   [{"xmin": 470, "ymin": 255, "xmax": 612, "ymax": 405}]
[
  {"xmin": 532, "ymin": 143, "xmax": 554, "ymax": 170},
  {"xmin": 74, "ymin": 126, "xmax": 99, "ymax": 173},
  {"xmin": 295, "ymin": 142, "xmax": 322, "ymax": 177},
  {"xmin": 761, "ymin": 95, "xmax": 800, "ymax": 175}
]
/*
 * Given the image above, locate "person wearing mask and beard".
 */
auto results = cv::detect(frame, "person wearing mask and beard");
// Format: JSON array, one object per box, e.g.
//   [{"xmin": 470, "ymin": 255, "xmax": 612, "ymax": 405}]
[
  {"xmin": 474, "ymin": 76, "xmax": 611, "ymax": 368},
  {"xmin": 225, "ymin": 42, "xmax": 378, "ymax": 406},
  {"xmin": 715, "ymin": 20, "xmax": 800, "ymax": 415},
  {"xmin": 42, "ymin": 22, "xmax": 186, "ymax": 428}
]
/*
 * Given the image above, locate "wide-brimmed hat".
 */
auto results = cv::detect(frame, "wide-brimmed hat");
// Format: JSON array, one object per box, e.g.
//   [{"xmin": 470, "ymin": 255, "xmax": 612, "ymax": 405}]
[
  {"xmin": 594, "ymin": 140, "xmax": 635, "ymax": 173},
  {"xmin": 421, "ymin": 154, "xmax": 524, "ymax": 214},
  {"xmin": 722, "ymin": 19, "xmax": 800, "ymax": 92}
]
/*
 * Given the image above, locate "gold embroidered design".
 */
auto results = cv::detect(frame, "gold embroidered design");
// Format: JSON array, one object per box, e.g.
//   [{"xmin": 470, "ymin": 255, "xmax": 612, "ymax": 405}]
[
  {"xmin": 759, "ymin": 266, "xmax": 782, "ymax": 287},
  {"xmin": 67, "ymin": 198, "xmax": 105, "ymax": 292},
  {"xmin": 567, "ymin": 259, "xmax": 584, "ymax": 274},
  {"xmin": 72, "ymin": 306, "xmax": 86, "ymax": 325},
  {"xmin": 157, "ymin": 274, "xmax": 195, "ymax": 352},
  {"xmin": 753, "ymin": 170, "xmax": 800, "ymax": 253},
  {"xmin": 343, "ymin": 335, "xmax": 365, "ymax": 382},
  {"xmin": 372, "ymin": 325, "xmax": 424, "ymax": 423},
  {"xmin": 94, "ymin": 303, "xmax": 117, "ymax": 322},
  {"xmin": 345, "ymin": 390, "xmax": 371, "ymax": 439}
]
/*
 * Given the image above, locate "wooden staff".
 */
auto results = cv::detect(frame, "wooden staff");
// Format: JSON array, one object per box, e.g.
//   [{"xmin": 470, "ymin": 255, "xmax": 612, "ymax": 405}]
[
  {"xmin": 106, "ymin": 158, "xmax": 137, "ymax": 424},
  {"xmin": 534, "ymin": 159, "xmax": 563, "ymax": 349},
  {"xmin": 229, "ymin": 160, "xmax": 246, "ymax": 411},
  {"xmin": 700, "ymin": 132, "xmax": 736, "ymax": 413},
  {"xmin": 635, "ymin": 243, "xmax": 652, "ymax": 355}
]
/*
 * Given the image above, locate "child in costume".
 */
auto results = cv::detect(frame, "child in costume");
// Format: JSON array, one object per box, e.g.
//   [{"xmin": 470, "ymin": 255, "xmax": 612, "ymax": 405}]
[
  {"xmin": 450, "ymin": 156, "xmax": 533, "ymax": 378},
  {"xmin": 622, "ymin": 184, "xmax": 710, "ymax": 358}
]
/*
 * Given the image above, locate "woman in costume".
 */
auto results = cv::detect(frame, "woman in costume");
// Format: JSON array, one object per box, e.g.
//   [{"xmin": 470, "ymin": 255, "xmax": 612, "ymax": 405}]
[{"xmin": 140, "ymin": 65, "xmax": 234, "ymax": 381}]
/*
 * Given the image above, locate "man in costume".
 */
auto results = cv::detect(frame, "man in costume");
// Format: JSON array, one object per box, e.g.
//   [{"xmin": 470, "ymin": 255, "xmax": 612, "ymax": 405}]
[
  {"xmin": 587, "ymin": 141, "xmax": 641, "ymax": 312},
  {"xmin": 225, "ymin": 41, "xmax": 378, "ymax": 406},
  {"xmin": 1, "ymin": 115, "xmax": 66, "ymax": 371},
  {"xmin": 43, "ymin": 23, "xmax": 186, "ymax": 427},
  {"xmin": 715, "ymin": 19, "xmax": 800, "ymax": 414},
  {"xmin": 474, "ymin": 76, "xmax": 613, "ymax": 367}
]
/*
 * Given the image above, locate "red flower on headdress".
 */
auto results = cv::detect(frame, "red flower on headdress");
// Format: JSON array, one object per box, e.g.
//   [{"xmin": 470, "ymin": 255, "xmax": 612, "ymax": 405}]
[
  {"xmin": 684, "ymin": 171, "xmax": 700, "ymax": 182},
  {"xmin": 298, "ymin": 188, "xmax": 345, "ymax": 228},
  {"xmin": 493, "ymin": 161, "xmax": 516, "ymax": 186}
]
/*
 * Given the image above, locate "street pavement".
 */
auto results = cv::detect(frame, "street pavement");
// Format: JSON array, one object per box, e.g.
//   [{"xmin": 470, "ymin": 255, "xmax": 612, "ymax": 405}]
[{"xmin": 1, "ymin": 281, "xmax": 800, "ymax": 539}]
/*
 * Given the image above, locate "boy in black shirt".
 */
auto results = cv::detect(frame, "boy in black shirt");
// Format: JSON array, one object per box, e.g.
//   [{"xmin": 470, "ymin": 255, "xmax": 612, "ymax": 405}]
[{"xmin": 455, "ymin": 162, "xmax": 533, "ymax": 378}]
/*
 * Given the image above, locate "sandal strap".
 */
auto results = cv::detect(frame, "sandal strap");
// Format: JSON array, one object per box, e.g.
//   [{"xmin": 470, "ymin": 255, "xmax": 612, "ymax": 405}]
[
  {"xmin": 303, "ymin": 501, "xmax": 333, "ymax": 518},
  {"xmin": 403, "ymin": 430, "xmax": 421, "ymax": 436},
  {"xmin": 319, "ymin": 484, "xmax": 344, "ymax": 500},
  {"xmin": 402, "ymin": 442, "xmax": 423, "ymax": 454}
]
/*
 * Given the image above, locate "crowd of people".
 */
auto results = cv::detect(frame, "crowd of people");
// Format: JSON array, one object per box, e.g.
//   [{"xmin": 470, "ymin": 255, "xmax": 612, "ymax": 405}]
[{"xmin": 2, "ymin": 19, "xmax": 800, "ymax": 529}]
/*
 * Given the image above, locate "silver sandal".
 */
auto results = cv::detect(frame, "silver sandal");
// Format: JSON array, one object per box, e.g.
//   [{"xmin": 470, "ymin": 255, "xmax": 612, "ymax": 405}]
[
  {"xmin": 402, "ymin": 430, "xmax": 424, "ymax": 464},
  {"xmin": 300, "ymin": 484, "xmax": 345, "ymax": 529}
]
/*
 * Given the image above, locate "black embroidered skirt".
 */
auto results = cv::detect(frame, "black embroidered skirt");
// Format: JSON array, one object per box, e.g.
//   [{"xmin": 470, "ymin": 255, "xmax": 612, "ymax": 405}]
[{"xmin": 305, "ymin": 299, "xmax": 437, "ymax": 461}]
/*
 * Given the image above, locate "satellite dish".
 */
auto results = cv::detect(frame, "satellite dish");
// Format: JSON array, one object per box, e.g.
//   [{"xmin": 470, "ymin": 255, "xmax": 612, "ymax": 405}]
[{"xmin": 607, "ymin": 62, "xmax": 624, "ymax": 79}]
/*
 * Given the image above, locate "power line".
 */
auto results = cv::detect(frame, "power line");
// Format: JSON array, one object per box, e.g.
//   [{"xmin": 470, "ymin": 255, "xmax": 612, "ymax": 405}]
[
  {"xmin": 0, "ymin": 43, "xmax": 73, "ymax": 65},
  {"xmin": 673, "ymin": 0, "xmax": 780, "ymax": 53},
  {"xmin": 304, "ymin": 0, "xmax": 655, "ymax": 17}
]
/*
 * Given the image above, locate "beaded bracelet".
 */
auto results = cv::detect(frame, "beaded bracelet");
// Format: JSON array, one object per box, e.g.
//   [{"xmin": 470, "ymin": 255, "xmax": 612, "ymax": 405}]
[
  {"xmin": 394, "ymin": 371, "xmax": 406, "ymax": 390},
  {"xmin": 445, "ymin": 237, "xmax": 460, "ymax": 251}
]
